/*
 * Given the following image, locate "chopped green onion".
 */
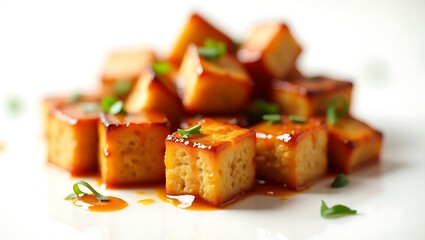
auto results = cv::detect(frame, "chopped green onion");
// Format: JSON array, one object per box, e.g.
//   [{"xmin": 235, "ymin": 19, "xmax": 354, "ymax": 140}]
[
  {"xmin": 331, "ymin": 173, "xmax": 349, "ymax": 188},
  {"xmin": 321, "ymin": 200, "xmax": 357, "ymax": 218},
  {"xmin": 109, "ymin": 100, "xmax": 126, "ymax": 115},
  {"xmin": 65, "ymin": 180, "xmax": 110, "ymax": 202},
  {"xmin": 263, "ymin": 114, "xmax": 282, "ymax": 125},
  {"xmin": 114, "ymin": 80, "xmax": 132, "ymax": 96},
  {"xmin": 327, "ymin": 97, "xmax": 349, "ymax": 125},
  {"xmin": 81, "ymin": 103, "xmax": 98, "ymax": 113},
  {"xmin": 153, "ymin": 61, "xmax": 170, "ymax": 76},
  {"xmin": 289, "ymin": 115, "xmax": 307, "ymax": 123},
  {"xmin": 5, "ymin": 96, "xmax": 24, "ymax": 115},
  {"xmin": 101, "ymin": 96, "xmax": 118, "ymax": 112},
  {"xmin": 178, "ymin": 124, "xmax": 202, "ymax": 138},
  {"xmin": 197, "ymin": 38, "xmax": 227, "ymax": 60},
  {"xmin": 69, "ymin": 93, "xmax": 82, "ymax": 102},
  {"xmin": 246, "ymin": 99, "xmax": 280, "ymax": 125}
]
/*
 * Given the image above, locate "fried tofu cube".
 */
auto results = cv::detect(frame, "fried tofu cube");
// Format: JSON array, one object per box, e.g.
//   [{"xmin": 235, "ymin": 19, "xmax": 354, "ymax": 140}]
[
  {"xmin": 327, "ymin": 116, "xmax": 383, "ymax": 173},
  {"xmin": 178, "ymin": 45, "xmax": 253, "ymax": 114},
  {"xmin": 165, "ymin": 118, "xmax": 256, "ymax": 206},
  {"xmin": 237, "ymin": 23, "xmax": 302, "ymax": 98},
  {"xmin": 251, "ymin": 116, "xmax": 327, "ymax": 190},
  {"xmin": 126, "ymin": 66, "xmax": 183, "ymax": 131},
  {"xmin": 47, "ymin": 102, "xmax": 100, "ymax": 175},
  {"xmin": 272, "ymin": 76, "xmax": 353, "ymax": 117},
  {"xmin": 98, "ymin": 112, "xmax": 170, "ymax": 187},
  {"xmin": 100, "ymin": 49, "xmax": 156, "ymax": 98},
  {"xmin": 42, "ymin": 93, "xmax": 102, "ymax": 138},
  {"xmin": 168, "ymin": 13, "xmax": 234, "ymax": 64}
]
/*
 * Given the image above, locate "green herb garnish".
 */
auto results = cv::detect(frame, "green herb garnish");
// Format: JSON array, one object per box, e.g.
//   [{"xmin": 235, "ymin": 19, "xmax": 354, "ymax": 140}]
[
  {"xmin": 109, "ymin": 100, "xmax": 126, "ymax": 115},
  {"xmin": 331, "ymin": 173, "xmax": 349, "ymax": 188},
  {"xmin": 246, "ymin": 99, "xmax": 280, "ymax": 125},
  {"xmin": 178, "ymin": 124, "xmax": 202, "ymax": 138},
  {"xmin": 65, "ymin": 180, "xmax": 110, "ymax": 202},
  {"xmin": 288, "ymin": 115, "xmax": 307, "ymax": 123},
  {"xmin": 101, "ymin": 96, "xmax": 126, "ymax": 115},
  {"xmin": 114, "ymin": 80, "xmax": 132, "ymax": 96},
  {"xmin": 5, "ymin": 96, "xmax": 24, "ymax": 115},
  {"xmin": 69, "ymin": 93, "xmax": 82, "ymax": 102},
  {"xmin": 81, "ymin": 103, "xmax": 98, "ymax": 113},
  {"xmin": 153, "ymin": 61, "xmax": 170, "ymax": 76},
  {"xmin": 197, "ymin": 38, "xmax": 227, "ymax": 60},
  {"xmin": 263, "ymin": 114, "xmax": 282, "ymax": 125},
  {"xmin": 321, "ymin": 200, "xmax": 357, "ymax": 218},
  {"xmin": 327, "ymin": 97, "xmax": 349, "ymax": 125}
]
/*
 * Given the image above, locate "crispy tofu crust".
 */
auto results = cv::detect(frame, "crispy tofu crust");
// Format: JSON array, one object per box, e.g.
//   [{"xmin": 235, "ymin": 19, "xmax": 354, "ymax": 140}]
[
  {"xmin": 251, "ymin": 116, "xmax": 328, "ymax": 190},
  {"xmin": 165, "ymin": 118, "xmax": 256, "ymax": 206},
  {"xmin": 98, "ymin": 112, "xmax": 170, "ymax": 187},
  {"xmin": 327, "ymin": 116, "xmax": 383, "ymax": 173}
]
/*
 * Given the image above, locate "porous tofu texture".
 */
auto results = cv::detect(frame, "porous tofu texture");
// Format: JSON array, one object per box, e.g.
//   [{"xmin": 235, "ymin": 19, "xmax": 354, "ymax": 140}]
[
  {"xmin": 272, "ymin": 76, "xmax": 353, "ymax": 117},
  {"xmin": 168, "ymin": 13, "xmax": 234, "ymax": 64},
  {"xmin": 165, "ymin": 118, "xmax": 256, "ymax": 206},
  {"xmin": 178, "ymin": 45, "xmax": 253, "ymax": 114},
  {"xmin": 251, "ymin": 116, "xmax": 328, "ymax": 190},
  {"xmin": 327, "ymin": 116, "xmax": 383, "ymax": 173},
  {"xmin": 47, "ymin": 102, "xmax": 99, "ymax": 175},
  {"xmin": 98, "ymin": 112, "xmax": 170, "ymax": 187}
]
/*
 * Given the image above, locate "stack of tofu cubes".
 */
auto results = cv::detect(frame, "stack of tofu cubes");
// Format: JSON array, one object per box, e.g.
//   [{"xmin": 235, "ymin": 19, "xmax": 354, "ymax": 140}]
[{"xmin": 44, "ymin": 13, "xmax": 383, "ymax": 207}]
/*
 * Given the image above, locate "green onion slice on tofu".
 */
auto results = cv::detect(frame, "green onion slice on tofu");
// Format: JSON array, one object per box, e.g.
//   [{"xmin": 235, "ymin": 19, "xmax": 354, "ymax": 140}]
[
  {"xmin": 197, "ymin": 38, "xmax": 227, "ymax": 60},
  {"xmin": 331, "ymin": 173, "xmax": 349, "ymax": 188},
  {"xmin": 326, "ymin": 97, "xmax": 349, "ymax": 125},
  {"xmin": 153, "ymin": 61, "xmax": 170, "ymax": 76},
  {"xmin": 101, "ymin": 96, "xmax": 126, "ymax": 115},
  {"xmin": 178, "ymin": 124, "xmax": 202, "ymax": 138},
  {"xmin": 263, "ymin": 114, "xmax": 282, "ymax": 125},
  {"xmin": 65, "ymin": 180, "xmax": 110, "ymax": 202},
  {"xmin": 321, "ymin": 200, "xmax": 357, "ymax": 218},
  {"xmin": 81, "ymin": 103, "xmax": 99, "ymax": 114},
  {"xmin": 288, "ymin": 115, "xmax": 307, "ymax": 123}
]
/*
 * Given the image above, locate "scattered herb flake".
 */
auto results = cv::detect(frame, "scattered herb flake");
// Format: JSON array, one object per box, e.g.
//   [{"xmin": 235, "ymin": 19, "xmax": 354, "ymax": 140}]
[
  {"xmin": 69, "ymin": 93, "xmax": 82, "ymax": 103},
  {"xmin": 153, "ymin": 61, "xmax": 170, "ymax": 76},
  {"xmin": 101, "ymin": 96, "xmax": 119, "ymax": 112},
  {"xmin": 263, "ymin": 114, "xmax": 282, "ymax": 125},
  {"xmin": 331, "ymin": 173, "xmax": 349, "ymax": 188},
  {"xmin": 109, "ymin": 100, "xmax": 126, "ymax": 115},
  {"xmin": 81, "ymin": 103, "xmax": 98, "ymax": 114},
  {"xmin": 178, "ymin": 124, "xmax": 202, "ymax": 138},
  {"xmin": 65, "ymin": 180, "xmax": 110, "ymax": 202},
  {"xmin": 114, "ymin": 80, "xmax": 132, "ymax": 96},
  {"xmin": 288, "ymin": 115, "xmax": 307, "ymax": 123},
  {"xmin": 321, "ymin": 200, "xmax": 357, "ymax": 218},
  {"xmin": 327, "ymin": 97, "xmax": 349, "ymax": 125}
]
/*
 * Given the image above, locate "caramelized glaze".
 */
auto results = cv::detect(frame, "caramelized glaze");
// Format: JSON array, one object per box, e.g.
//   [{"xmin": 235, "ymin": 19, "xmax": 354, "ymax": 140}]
[{"xmin": 72, "ymin": 194, "xmax": 128, "ymax": 212}]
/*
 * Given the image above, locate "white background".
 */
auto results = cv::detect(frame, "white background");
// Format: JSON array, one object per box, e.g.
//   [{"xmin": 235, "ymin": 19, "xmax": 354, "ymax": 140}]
[{"xmin": 0, "ymin": 0, "xmax": 425, "ymax": 239}]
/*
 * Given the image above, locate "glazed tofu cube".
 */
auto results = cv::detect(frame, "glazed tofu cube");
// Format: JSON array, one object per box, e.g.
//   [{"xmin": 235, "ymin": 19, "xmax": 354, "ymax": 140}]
[
  {"xmin": 272, "ymin": 76, "xmax": 353, "ymax": 117},
  {"xmin": 98, "ymin": 112, "xmax": 170, "ymax": 187},
  {"xmin": 126, "ymin": 66, "xmax": 183, "ymax": 131},
  {"xmin": 178, "ymin": 45, "xmax": 253, "ymax": 114},
  {"xmin": 237, "ymin": 23, "xmax": 302, "ymax": 98},
  {"xmin": 100, "ymin": 49, "xmax": 156, "ymax": 98},
  {"xmin": 168, "ymin": 13, "xmax": 234, "ymax": 64},
  {"xmin": 42, "ymin": 93, "xmax": 102, "ymax": 138},
  {"xmin": 47, "ymin": 102, "xmax": 100, "ymax": 175},
  {"xmin": 251, "ymin": 116, "xmax": 327, "ymax": 190},
  {"xmin": 327, "ymin": 116, "xmax": 383, "ymax": 173},
  {"xmin": 165, "ymin": 118, "xmax": 256, "ymax": 206}
]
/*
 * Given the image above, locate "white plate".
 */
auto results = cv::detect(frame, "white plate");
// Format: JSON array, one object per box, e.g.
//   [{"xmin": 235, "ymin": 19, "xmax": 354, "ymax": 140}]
[{"xmin": 1, "ymin": 1, "xmax": 425, "ymax": 239}]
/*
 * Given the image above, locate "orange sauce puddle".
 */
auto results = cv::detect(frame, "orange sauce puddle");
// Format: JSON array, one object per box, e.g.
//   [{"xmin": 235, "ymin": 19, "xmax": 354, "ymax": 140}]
[
  {"xmin": 72, "ymin": 194, "xmax": 128, "ymax": 212},
  {"xmin": 0, "ymin": 142, "xmax": 5, "ymax": 152},
  {"xmin": 137, "ymin": 199, "xmax": 155, "ymax": 205},
  {"xmin": 157, "ymin": 180, "xmax": 300, "ymax": 211}
]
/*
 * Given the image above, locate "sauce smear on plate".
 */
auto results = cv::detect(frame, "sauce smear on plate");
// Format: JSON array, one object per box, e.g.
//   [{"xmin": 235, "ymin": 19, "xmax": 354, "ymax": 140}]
[{"xmin": 73, "ymin": 194, "xmax": 128, "ymax": 212}]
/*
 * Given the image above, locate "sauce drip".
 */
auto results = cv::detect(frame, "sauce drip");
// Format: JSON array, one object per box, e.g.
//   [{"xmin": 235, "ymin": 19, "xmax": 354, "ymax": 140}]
[
  {"xmin": 73, "ymin": 194, "xmax": 128, "ymax": 212},
  {"xmin": 137, "ymin": 199, "xmax": 155, "ymax": 205},
  {"xmin": 157, "ymin": 181, "xmax": 299, "ymax": 210}
]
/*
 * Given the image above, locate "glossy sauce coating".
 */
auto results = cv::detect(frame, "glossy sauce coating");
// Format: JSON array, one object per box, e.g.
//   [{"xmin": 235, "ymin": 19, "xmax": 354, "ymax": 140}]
[
  {"xmin": 273, "ymin": 77, "xmax": 352, "ymax": 97},
  {"xmin": 72, "ymin": 194, "xmax": 128, "ymax": 212}
]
